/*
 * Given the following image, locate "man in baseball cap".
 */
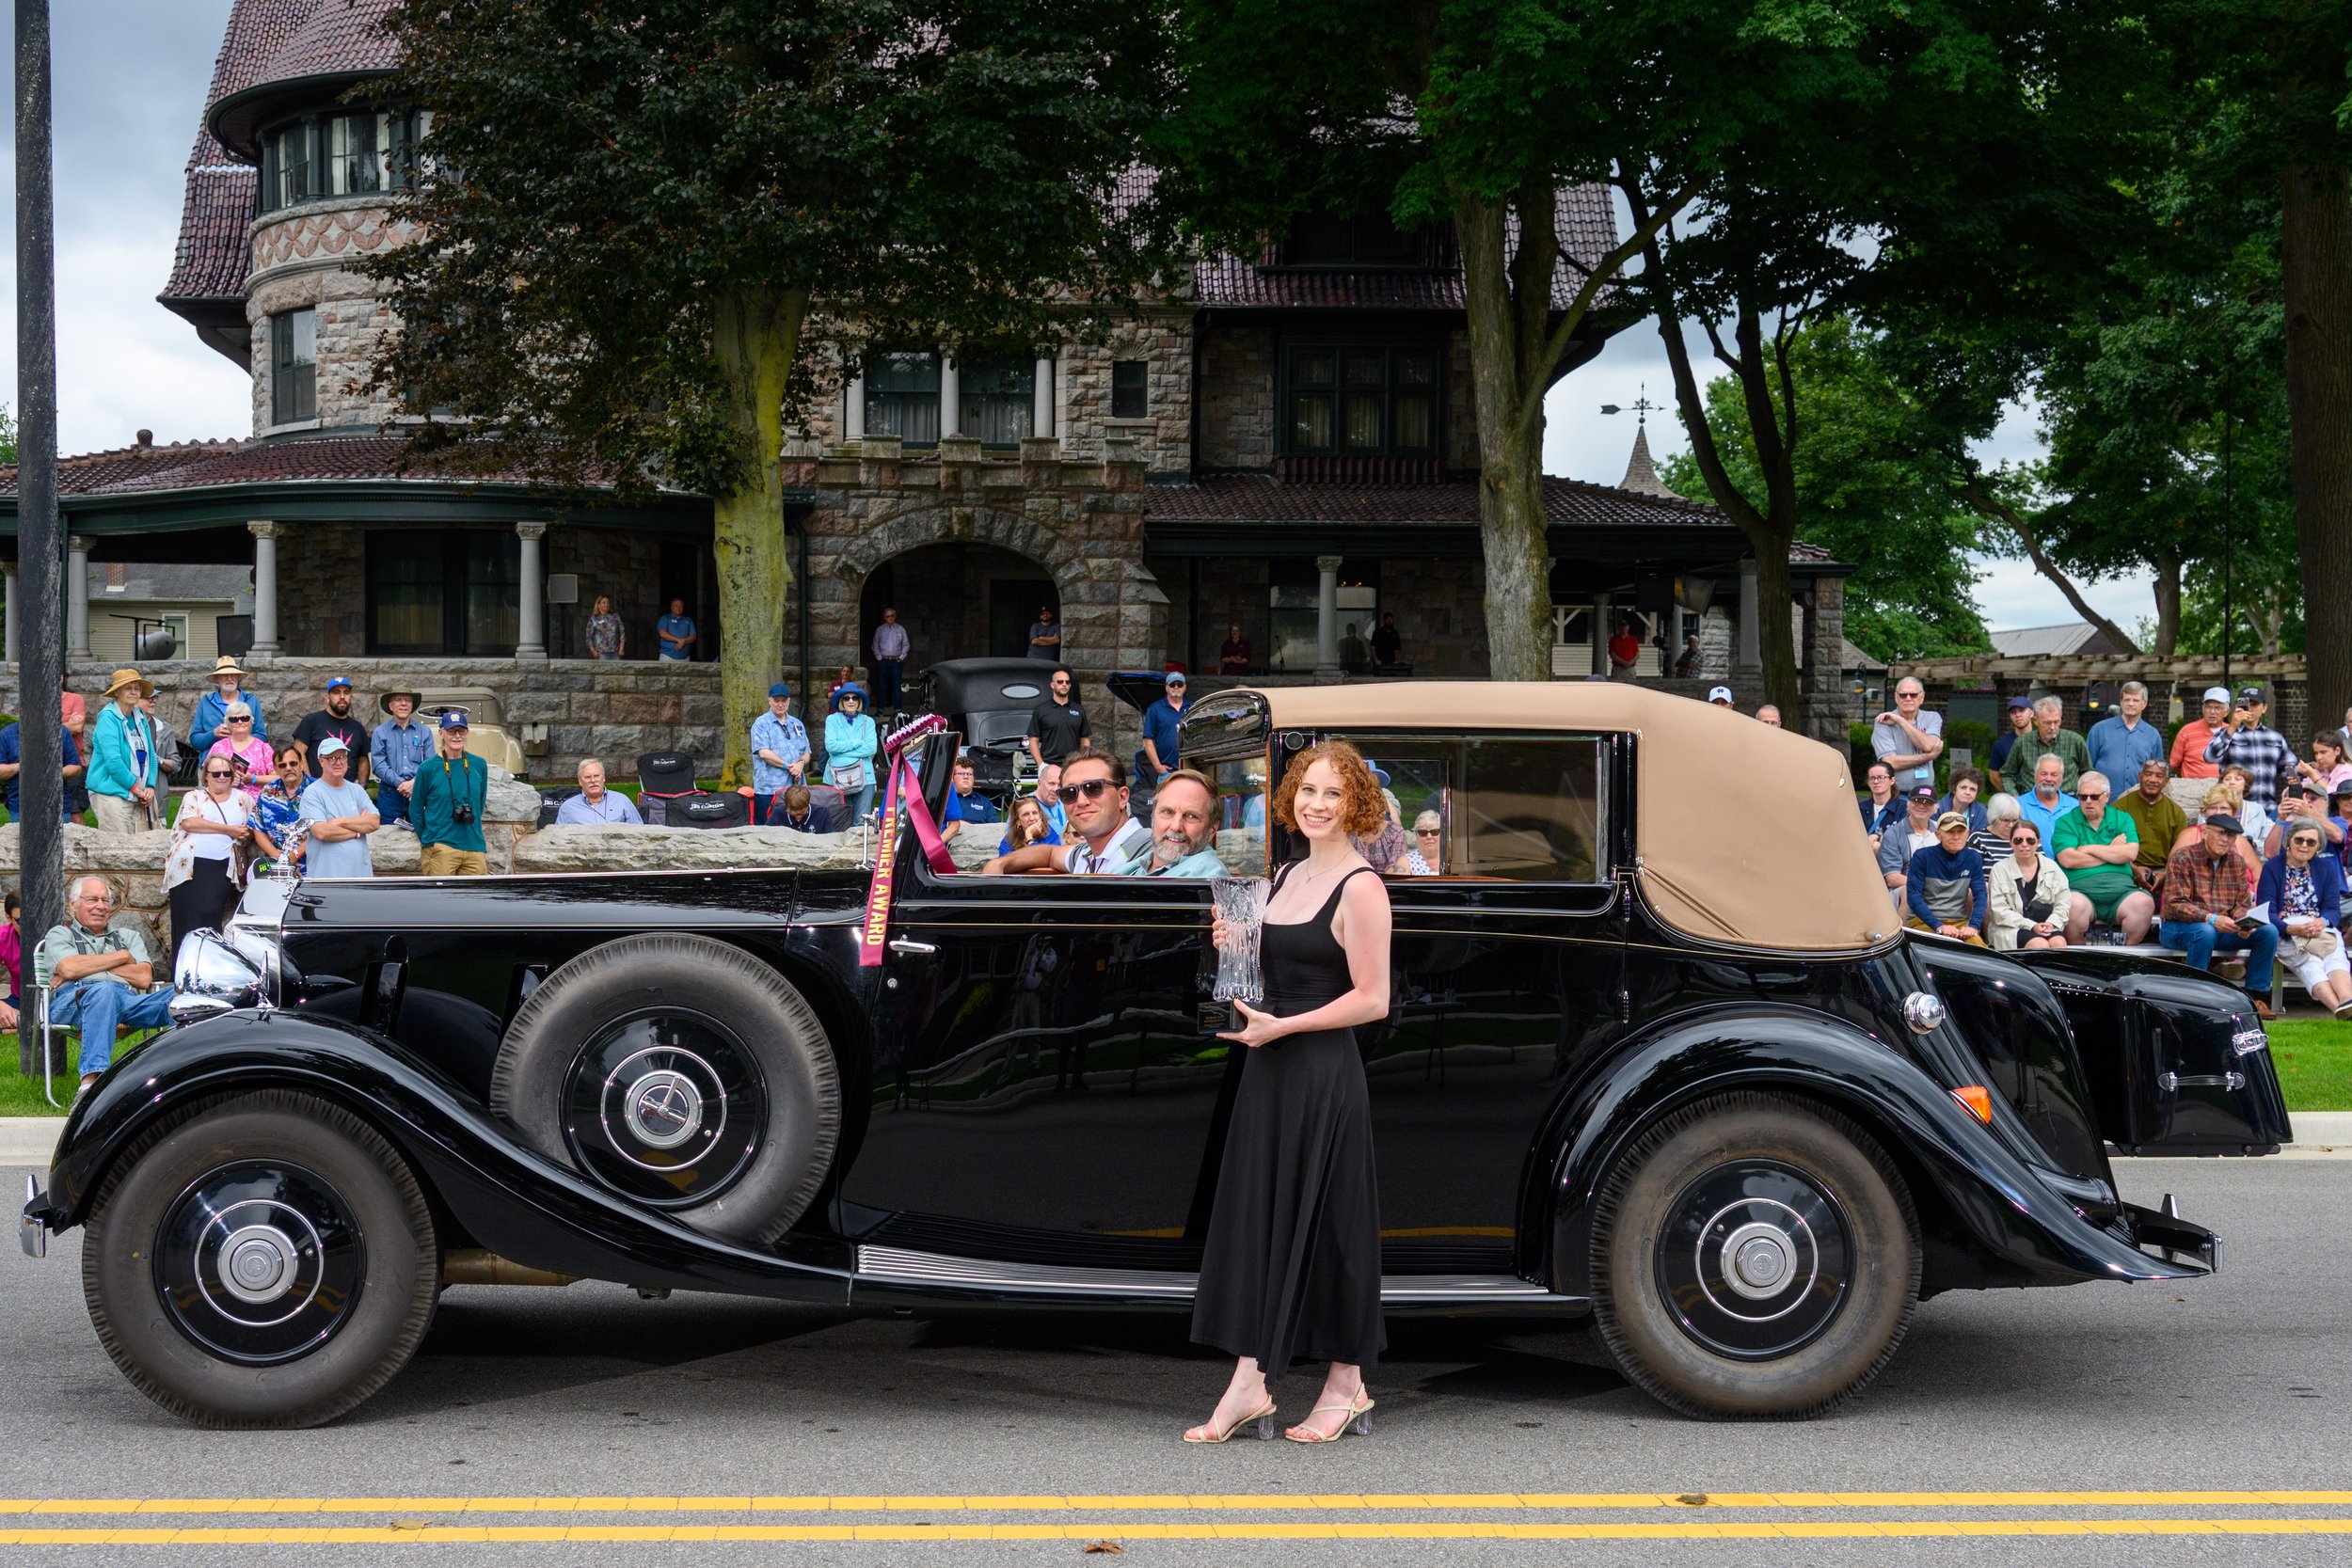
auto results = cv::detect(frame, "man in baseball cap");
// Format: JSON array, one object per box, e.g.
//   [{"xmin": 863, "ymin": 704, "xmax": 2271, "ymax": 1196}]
[
  {"xmin": 1706, "ymin": 686, "xmax": 1735, "ymax": 706},
  {"xmin": 2157, "ymin": 810, "xmax": 2278, "ymax": 1014},
  {"xmin": 1901, "ymin": 809, "xmax": 1989, "ymax": 945},
  {"xmin": 2201, "ymin": 681, "xmax": 2298, "ymax": 817},
  {"xmin": 1878, "ymin": 782, "xmax": 1944, "ymax": 904},
  {"xmin": 411, "ymin": 709, "xmax": 490, "ymax": 876},
  {"xmin": 1991, "ymin": 693, "xmax": 2035, "ymax": 792},
  {"xmin": 294, "ymin": 675, "xmax": 372, "ymax": 783},
  {"xmin": 2166, "ymin": 686, "xmax": 2235, "ymax": 811}
]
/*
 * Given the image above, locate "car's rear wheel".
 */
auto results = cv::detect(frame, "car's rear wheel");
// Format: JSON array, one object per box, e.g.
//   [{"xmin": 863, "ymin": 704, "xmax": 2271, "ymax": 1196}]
[
  {"xmin": 83, "ymin": 1090, "xmax": 438, "ymax": 1429},
  {"xmin": 489, "ymin": 934, "xmax": 839, "ymax": 1243},
  {"xmin": 1589, "ymin": 1091, "xmax": 1919, "ymax": 1418}
]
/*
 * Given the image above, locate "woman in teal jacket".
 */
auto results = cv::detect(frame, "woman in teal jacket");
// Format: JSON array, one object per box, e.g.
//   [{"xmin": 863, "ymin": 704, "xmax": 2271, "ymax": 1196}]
[{"xmin": 823, "ymin": 682, "xmax": 881, "ymax": 823}]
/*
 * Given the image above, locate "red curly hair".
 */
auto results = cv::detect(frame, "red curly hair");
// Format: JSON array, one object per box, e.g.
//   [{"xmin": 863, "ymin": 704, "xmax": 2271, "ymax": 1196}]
[{"xmin": 1270, "ymin": 739, "xmax": 1388, "ymax": 838}]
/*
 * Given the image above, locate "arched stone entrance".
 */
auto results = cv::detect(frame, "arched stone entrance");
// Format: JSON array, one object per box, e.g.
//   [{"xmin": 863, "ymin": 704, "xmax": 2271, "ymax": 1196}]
[{"xmin": 860, "ymin": 543, "xmax": 1059, "ymax": 664}]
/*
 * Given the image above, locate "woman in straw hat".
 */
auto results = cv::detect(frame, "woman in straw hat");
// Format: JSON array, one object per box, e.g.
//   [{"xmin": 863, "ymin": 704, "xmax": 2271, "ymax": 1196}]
[{"xmin": 87, "ymin": 669, "xmax": 164, "ymax": 833}]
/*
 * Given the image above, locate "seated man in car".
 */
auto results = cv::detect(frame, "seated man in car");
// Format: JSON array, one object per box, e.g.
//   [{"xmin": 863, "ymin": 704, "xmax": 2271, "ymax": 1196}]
[
  {"xmin": 940, "ymin": 754, "xmax": 999, "ymax": 843},
  {"xmin": 982, "ymin": 748, "xmax": 1149, "ymax": 875},
  {"xmin": 1119, "ymin": 768, "xmax": 1228, "ymax": 878}
]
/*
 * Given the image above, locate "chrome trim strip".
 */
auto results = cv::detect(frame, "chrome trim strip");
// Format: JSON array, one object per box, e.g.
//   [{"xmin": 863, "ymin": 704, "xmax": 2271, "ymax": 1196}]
[{"xmin": 850, "ymin": 1244, "xmax": 1572, "ymax": 1305}]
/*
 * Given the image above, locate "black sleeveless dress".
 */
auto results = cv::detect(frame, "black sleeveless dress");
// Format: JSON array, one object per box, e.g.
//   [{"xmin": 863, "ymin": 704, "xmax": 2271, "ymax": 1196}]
[{"xmin": 1190, "ymin": 863, "xmax": 1386, "ymax": 1372}]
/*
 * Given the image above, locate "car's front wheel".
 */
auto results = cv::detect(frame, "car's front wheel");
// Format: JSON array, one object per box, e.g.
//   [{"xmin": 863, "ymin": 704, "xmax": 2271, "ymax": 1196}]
[
  {"xmin": 83, "ymin": 1090, "xmax": 439, "ymax": 1428},
  {"xmin": 1589, "ymin": 1091, "xmax": 1919, "ymax": 1418}
]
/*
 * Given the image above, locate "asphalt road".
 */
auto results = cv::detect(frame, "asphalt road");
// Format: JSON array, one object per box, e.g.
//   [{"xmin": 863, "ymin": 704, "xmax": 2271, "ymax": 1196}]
[{"xmin": 4, "ymin": 1157, "xmax": 2346, "ymax": 1566}]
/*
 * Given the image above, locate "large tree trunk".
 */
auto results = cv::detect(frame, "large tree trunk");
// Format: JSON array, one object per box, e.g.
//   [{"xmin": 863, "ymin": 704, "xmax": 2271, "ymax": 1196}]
[
  {"xmin": 2282, "ymin": 160, "xmax": 2352, "ymax": 734},
  {"xmin": 2152, "ymin": 545, "xmax": 2181, "ymax": 656},
  {"xmin": 1456, "ymin": 197, "xmax": 1556, "ymax": 681},
  {"xmin": 711, "ymin": 284, "xmax": 807, "ymax": 786}
]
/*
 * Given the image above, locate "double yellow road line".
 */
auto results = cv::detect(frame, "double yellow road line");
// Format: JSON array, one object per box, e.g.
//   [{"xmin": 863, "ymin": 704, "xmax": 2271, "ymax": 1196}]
[{"xmin": 2, "ymin": 1490, "xmax": 2347, "ymax": 1546}]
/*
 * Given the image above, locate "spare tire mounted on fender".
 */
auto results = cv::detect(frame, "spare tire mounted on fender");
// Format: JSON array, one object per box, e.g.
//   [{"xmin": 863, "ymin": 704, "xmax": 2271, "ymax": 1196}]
[{"xmin": 489, "ymin": 935, "xmax": 839, "ymax": 1244}]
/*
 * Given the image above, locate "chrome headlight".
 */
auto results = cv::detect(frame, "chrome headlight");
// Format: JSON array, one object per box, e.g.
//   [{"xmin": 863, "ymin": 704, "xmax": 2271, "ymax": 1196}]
[{"xmin": 169, "ymin": 928, "xmax": 268, "ymax": 1023}]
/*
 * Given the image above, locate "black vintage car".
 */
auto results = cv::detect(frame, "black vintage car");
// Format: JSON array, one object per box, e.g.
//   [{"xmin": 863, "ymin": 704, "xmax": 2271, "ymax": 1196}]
[
  {"xmin": 21, "ymin": 683, "xmax": 2287, "ymax": 1429},
  {"xmin": 920, "ymin": 657, "xmax": 1059, "ymax": 797}
]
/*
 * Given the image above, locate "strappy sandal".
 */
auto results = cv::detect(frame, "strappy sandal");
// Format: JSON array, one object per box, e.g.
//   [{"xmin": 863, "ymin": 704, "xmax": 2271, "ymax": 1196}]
[
  {"xmin": 1285, "ymin": 1389, "xmax": 1374, "ymax": 1443},
  {"xmin": 1183, "ymin": 1400, "xmax": 1277, "ymax": 1443}
]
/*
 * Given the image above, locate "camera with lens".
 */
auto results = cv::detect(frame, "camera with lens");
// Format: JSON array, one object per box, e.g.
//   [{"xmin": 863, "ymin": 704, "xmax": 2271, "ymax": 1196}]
[{"xmin": 452, "ymin": 803, "xmax": 475, "ymax": 826}]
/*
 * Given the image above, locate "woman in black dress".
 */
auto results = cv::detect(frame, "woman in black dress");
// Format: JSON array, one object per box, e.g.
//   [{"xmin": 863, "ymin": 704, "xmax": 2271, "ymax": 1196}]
[{"xmin": 1186, "ymin": 740, "xmax": 1392, "ymax": 1444}]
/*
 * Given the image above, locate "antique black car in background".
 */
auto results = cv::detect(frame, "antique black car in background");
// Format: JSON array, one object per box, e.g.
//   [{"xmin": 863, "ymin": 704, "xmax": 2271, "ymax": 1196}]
[
  {"xmin": 918, "ymin": 657, "xmax": 1055, "ymax": 799},
  {"xmin": 22, "ymin": 683, "xmax": 2287, "ymax": 1428}
]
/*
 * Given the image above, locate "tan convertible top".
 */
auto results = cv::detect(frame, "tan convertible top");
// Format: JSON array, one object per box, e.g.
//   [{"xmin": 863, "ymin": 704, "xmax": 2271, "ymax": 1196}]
[{"xmin": 1247, "ymin": 682, "xmax": 1897, "ymax": 954}]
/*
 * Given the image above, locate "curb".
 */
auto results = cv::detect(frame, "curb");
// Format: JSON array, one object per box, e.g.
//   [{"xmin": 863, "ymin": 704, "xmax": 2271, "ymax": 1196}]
[{"xmin": 1, "ymin": 1117, "xmax": 60, "ymax": 1165}]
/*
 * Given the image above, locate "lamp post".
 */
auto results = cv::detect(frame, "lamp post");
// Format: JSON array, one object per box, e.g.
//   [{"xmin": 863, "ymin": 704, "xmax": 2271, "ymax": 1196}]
[{"xmin": 15, "ymin": 0, "xmax": 68, "ymax": 1003}]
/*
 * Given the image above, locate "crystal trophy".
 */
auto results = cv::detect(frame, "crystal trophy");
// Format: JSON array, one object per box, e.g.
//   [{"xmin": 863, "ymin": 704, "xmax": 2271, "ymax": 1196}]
[{"xmin": 1202, "ymin": 877, "xmax": 1269, "ymax": 1033}]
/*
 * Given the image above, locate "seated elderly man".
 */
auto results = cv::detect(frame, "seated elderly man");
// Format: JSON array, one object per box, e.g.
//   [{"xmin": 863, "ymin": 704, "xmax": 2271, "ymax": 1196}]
[
  {"xmin": 555, "ymin": 758, "xmax": 644, "ymax": 825},
  {"xmin": 983, "ymin": 749, "xmax": 1149, "ymax": 875},
  {"xmin": 1903, "ymin": 810, "xmax": 1989, "ymax": 945},
  {"xmin": 40, "ymin": 875, "xmax": 177, "ymax": 1101},
  {"xmin": 1119, "ymin": 768, "xmax": 1229, "ymax": 878},
  {"xmin": 2053, "ymin": 770, "xmax": 2155, "ymax": 942}
]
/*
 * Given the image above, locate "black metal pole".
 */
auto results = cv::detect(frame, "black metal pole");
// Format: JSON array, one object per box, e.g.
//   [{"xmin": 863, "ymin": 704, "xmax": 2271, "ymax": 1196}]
[
  {"xmin": 2220, "ymin": 360, "xmax": 2233, "ymax": 697},
  {"xmin": 15, "ymin": 0, "xmax": 67, "ymax": 1029}
]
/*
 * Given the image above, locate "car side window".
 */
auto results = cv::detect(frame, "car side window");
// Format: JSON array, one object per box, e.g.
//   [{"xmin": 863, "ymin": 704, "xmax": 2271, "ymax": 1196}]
[
  {"xmin": 1209, "ymin": 755, "xmax": 1268, "ymax": 876},
  {"xmin": 1352, "ymin": 736, "xmax": 1605, "ymax": 882}
]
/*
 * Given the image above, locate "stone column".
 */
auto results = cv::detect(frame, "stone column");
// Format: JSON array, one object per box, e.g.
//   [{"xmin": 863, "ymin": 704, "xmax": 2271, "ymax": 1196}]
[
  {"xmin": 1315, "ymin": 554, "xmax": 1343, "ymax": 680},
  {"xmin": 3, "ymin": 562, "xmax": 17, "ymax": 666},
  {"xmin": 1737, "ymin": 557, "xmax": 1762, "ymax": 675},
  {"xmin": 247, "ymin": 521, "xmax": 281, "ymax": 655},
  {"xmin": 516, "ymin": 520, "xmax": 548, "ymax": 659},
  {"xmin": 938, "ymin": 352, "xmax": 961, "ymax": 438},
  {"xmin": 845, "ymin": 372, "xmax": 865, "ymax": 441},
  {"xmin": 1591, "ymin": 594, "xmax": 1613, "ymax": 677},
  {"xmin": 66, "ymin": 535, "xmax": 90, "ymax": 658},
  {"xmin": 1032, "ymin": 355, "xmax": 1056, "ymax": 438}
]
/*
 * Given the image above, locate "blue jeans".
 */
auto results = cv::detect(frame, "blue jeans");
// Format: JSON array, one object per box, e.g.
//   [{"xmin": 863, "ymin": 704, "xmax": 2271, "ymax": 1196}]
[
  {"xmin": 376, "ymin": 782, "xmax": 409, "ymax": 826},
  {"xmin": 873, "ymin": 658, "xmax": 903, "ymax": 710},
  {"xmin": 51, "ymin": 978, "xmax": 177, "ymax": 1075},
  {"xmin": 2158, "ymin": 918, "xmax": 2280, "ymax": 993}
]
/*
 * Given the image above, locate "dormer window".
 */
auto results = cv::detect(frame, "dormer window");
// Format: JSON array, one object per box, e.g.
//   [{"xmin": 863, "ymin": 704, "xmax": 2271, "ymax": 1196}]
[
  {"xmin": 1279, "ymin": 209, "xmax": 1454, "ymax": 270},
  {"xmin": 1282, "ymin": 342, "xmax": 1438, "ymax": 456}
]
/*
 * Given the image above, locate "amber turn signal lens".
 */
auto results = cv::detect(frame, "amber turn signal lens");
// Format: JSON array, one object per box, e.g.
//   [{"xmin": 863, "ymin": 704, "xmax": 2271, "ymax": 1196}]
[{"xmin": 1950, "ymin": 1085, "xmax": 1994, "ymax": 1124}]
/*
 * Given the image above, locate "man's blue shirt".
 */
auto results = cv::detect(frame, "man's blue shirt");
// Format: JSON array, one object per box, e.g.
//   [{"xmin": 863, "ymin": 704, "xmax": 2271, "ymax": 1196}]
[
  {"xmin": 947, "ymin": 786, "xmax": 998, "ymax": 825},
  {"xmin": 2085, "ymin": 714, "xmax": 2164, "ymax": 790},
  {"xmin": 657, "ymin": 613, "xmax": 697, "ymax": 659},
  {"xmin": 749, "ymin": 711, "xmax": 811, "ymax": 795},
  {"xmin": 1141, "ymin": 697, "xmax": 1186, "ymax": 774},
  {"xmin": 0, "ymin": 721, "xmax": 81, "ymax": 818}
]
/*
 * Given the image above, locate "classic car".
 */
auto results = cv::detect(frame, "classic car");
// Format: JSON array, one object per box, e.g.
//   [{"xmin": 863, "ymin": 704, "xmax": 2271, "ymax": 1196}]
[
  {"xmin": 918, "ymin": 657, "xmax": 1054, "ymax": 799},
  {"xmin": 21, "ymin": 683, "xmax": 2289, "ymax": 1430}
]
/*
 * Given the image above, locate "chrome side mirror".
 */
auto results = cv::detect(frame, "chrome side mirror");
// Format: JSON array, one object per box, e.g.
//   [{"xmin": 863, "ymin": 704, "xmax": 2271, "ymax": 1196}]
[{"xmin": 169, "ymin": 929, "xmax": 265, "ymax": 1023}]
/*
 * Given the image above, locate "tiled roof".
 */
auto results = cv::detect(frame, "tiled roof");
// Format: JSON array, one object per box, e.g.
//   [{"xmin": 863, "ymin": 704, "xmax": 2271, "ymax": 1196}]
[
  {"xmin": 0, "ymin": 439, "xmax": 245, "ymax": 498},
  {"xmin": 161, "ymin": 129, "xmax": 257, "ymax": 302},
  {"xmin": 251, "ymin": 0, "xmax": 402, "ymax": 86},
  {"xmin": 1, "ymin": 436, "xmax": 633, "ymax": 499},
  {"xmin": 202, "ymin": 0, "xmax": 318, "ymax": 118},
  {"xmin": 1193, "ymin": 184, "xmax": 1618, "ymax": 311},
  {"xmin": 1145, "ymin": 473, "xmax": 1724, "ymax": 529}
]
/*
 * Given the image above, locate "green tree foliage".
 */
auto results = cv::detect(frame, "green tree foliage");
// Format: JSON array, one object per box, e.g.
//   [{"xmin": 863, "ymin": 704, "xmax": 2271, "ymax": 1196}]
[
  {"xmin": 1152, "ymin": 2, "xmax": 1718, "ymax": 680},
  {"xmin": 0, "ymin": 404, "xmax": 15, "ymax": 466},
  {"xmin": 366, "ymin": 1, "xmax": 1170, "ymax": 782},
  {"xmin": 1657, "ymin": 316, "xmax": 1991, "ymax": 662},
  {"xmin": 1620, "ymin": 0, "xmax": 2152, "ymax": 714}
]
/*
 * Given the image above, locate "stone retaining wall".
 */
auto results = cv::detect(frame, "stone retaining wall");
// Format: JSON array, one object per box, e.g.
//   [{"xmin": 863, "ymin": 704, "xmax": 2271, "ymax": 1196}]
[{"xmin": 3, "ymin": 657, "xmax": 724, "ymax": 784}]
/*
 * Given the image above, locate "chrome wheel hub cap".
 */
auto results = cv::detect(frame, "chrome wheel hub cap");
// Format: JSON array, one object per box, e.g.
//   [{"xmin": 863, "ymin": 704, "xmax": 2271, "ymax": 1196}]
[
  {"xmin": 218, "ymin": 1223, "xmax": 302, "ymax": 1305},
  {"xmin": 1721, "ymin": 1220, "xmax": 1795, "ymax": 1299},
  {"xmin": 621, "ymin": 1068, "xmax": 706, "ymax": 1151}
]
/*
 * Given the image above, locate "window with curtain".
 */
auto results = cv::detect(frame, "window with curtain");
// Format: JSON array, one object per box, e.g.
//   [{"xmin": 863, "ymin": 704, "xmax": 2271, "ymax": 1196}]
[
  {"xmin": 257, "ymin": 110, "xmax": 429, "ymax": 214},
  {"xmin": 1282, "ymin": 342, "xmax": 1438, "ymax": 456},
  {"xmin": 1111, "ymin": 360, "xmax": 1149, "ymax": 419},
  {"xmin": 959, "ymin": 355, "xmax": 1034, "ymax": 445},
  {"xmin": 864, "ymin": 352, "xmax": 941, "ymax": 445},
  {"xmin": 270, "ymin": 309, "xmax": 316, "ymax": 425},
  {"xmin": 367, "ymin": 531, "xmax": 521, "ymax": 656}
]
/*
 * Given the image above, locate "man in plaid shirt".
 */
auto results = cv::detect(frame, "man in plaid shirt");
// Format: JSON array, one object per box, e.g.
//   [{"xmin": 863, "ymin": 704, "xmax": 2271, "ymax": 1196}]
[
  {"xmin": 2202, "ymin": 685, "xmax": 2299, "ymax": 816},
  {"xmin": 2157, "ymin": 811, "xmax": 2279, "ymax": 1014}
]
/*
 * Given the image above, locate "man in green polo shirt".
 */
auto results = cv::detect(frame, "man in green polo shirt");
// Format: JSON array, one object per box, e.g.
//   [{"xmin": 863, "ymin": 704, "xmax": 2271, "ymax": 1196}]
[
  {"xmin": 2113, "ymin": 756, "xmax": 2188, "ymax": 897},
  {"xmin": 2054, "ymin": 769, "xmax": 2154, "ymax": 942}
]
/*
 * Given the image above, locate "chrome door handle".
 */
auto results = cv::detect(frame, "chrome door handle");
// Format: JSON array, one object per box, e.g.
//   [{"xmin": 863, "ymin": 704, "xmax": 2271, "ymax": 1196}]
[{"xmin": 887, "ymin": 939, "xmax": 939, "ymax": 957}]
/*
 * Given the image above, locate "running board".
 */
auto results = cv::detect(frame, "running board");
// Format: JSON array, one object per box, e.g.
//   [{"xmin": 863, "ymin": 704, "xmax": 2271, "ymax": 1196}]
[{"xmin": 850, "ymin": 1244, "xmax": 1587, "ymax": 1313}]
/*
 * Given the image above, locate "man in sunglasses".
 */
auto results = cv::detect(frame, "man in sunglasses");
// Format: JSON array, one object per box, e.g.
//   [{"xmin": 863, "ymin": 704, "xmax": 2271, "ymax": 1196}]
[{"xmin": 982, "ymin": 749, "xmax": 1148, "ymax": 875}]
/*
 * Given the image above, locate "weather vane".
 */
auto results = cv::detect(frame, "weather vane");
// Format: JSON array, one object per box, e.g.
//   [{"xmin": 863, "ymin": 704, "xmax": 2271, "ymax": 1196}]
[{"xmin": 1598, "ymin": 385, "xmax": 1661, "ymax": 426}]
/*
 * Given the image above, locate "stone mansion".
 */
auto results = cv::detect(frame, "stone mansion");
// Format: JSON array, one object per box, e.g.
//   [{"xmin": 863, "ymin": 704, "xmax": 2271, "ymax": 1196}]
[{"xmin": 0, "ymin": 0, "xmax": 1854, "ymax": 774}]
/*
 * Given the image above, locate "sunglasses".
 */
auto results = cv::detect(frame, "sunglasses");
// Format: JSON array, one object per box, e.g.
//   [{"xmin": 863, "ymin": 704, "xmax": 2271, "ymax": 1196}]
[
  {"xmin": 226, "ymin": 716, "xmax": 252, "ymax": 723},
  {"xmin": 1415, "ymin": 827, "xmax": 1441, "ymax": 836},
  {"xmin": 204, "ymin": 770, "xmax": 234, "ymax": 780},
  {"xmin": 1057, "ymin": 779, "xmax": 1116, "ymax": 804},
  {"xmin": 2013, "ymin": 835, "xmax": 2040, "ymax": 846}
]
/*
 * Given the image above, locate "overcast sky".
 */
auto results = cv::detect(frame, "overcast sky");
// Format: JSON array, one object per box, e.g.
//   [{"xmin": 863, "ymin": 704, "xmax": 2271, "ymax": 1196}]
[{"xmin": 4, "ymin": 0, "xmax": 2154, "ymax": 634}]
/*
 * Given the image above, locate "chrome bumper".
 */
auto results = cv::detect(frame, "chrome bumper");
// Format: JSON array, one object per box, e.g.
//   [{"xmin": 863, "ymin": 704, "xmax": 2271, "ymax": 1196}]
[{"xmin": 21, "ymin": 1173, "xmax": 47, "ymax": 1260}]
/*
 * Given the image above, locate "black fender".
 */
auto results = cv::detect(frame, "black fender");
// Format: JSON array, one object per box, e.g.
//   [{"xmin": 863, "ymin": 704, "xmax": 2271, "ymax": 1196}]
[
  {"xmin": 1538, "ymin": 1003, "xmax": 2207, "ymax": 1297},
  {"xmin": 32, "ymin": 1011, "xmax": 850, "ymax": 1305}
]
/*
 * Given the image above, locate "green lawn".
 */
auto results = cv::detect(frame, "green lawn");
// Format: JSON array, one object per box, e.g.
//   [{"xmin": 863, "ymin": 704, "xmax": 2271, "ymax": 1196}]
[{"xmin": 2265, "ymin": 1019, "xmax": 2352, "ymax": 1114}]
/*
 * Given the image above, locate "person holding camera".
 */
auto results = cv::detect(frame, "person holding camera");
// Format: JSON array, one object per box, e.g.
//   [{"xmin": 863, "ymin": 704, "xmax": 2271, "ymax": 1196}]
[
  {"xmin": 411, "ymin": 711, "xmax": 489, "ymax": 877},
  {"xmin": 2158, "ymin": 812, "xmax": 2280, "ymax": 1014}
]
